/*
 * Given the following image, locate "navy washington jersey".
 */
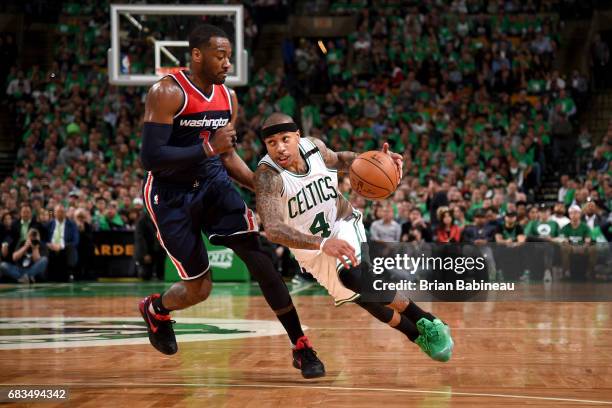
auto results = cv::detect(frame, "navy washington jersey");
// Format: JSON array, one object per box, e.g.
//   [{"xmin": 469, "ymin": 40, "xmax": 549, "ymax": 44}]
[{"xmin": 154, "ymin": 70, "xmax": 234, "ymax": 185}]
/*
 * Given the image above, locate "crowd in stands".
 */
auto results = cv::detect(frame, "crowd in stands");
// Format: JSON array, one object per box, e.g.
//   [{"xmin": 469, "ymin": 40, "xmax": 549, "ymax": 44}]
[{"xmin": 0, "ymin": 0, "xmax": 610, "ymax": 283}]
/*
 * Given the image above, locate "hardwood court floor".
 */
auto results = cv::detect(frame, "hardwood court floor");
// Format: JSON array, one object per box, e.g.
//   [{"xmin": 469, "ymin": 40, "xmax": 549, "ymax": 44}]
[{"xmin": 0, "ymin": 282, "xmax": 611, "ymax": 407}]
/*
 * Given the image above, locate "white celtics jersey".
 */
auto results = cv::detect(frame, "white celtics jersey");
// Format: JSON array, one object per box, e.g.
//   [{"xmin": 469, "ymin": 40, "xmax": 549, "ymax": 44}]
[{"xmin": 258, "ymin": 138, "xmax": 339, "ymax": 262}]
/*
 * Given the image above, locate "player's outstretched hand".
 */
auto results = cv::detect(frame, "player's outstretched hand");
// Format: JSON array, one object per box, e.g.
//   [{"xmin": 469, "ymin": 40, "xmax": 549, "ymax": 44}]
[
  {"xmin": 206, "ymin": 123, "xmax": 237, "ymax": 156},
  {"xmin": 381, "ymin": 142, "xmax": 403, "ymax": 183},
  {"xmin": 321, "ymin": 238, "xmax": 358, "ymax": 269}
]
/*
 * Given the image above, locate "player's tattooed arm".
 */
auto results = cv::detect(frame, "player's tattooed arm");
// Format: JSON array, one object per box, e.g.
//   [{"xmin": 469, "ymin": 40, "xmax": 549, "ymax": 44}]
[
  {"xmin": 307, "ymin": 137, "xmax": 357, "ymax": 174},
  {"xmin": 255, "ymin": 165, "xmax": 323, "ymax": 250}
]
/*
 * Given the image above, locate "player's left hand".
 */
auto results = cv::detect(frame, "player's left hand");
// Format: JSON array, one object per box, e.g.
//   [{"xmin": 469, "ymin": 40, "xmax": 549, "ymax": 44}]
[{"xmin": 382, "ymin": 142, "xmax": 403, "ymax": 184}]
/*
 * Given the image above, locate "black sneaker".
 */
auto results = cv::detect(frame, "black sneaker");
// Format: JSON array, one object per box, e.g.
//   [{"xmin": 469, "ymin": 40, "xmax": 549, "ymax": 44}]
[
  {"xmin": 292, "ymin": 336, "xmax": 325, "ymax": 378},
  {"xmin": 138, "ymin": 294, "xmax": 178, "ymax": 355}
]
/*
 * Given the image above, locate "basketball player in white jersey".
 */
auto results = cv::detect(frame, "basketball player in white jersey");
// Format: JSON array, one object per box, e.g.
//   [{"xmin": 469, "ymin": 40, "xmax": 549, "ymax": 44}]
[{"xmin": 254, "ymin": 113, "xmax": 454, "ymax": 362}]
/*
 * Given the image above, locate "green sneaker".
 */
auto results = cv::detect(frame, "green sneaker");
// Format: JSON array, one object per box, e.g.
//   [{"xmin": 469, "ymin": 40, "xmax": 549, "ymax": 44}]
[{"xmin": 415, "ymin": 318, "xmax": 454, "ymax": 362}]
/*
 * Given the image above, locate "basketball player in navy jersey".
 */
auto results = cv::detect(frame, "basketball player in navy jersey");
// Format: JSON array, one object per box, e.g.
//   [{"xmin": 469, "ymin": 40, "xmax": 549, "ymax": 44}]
[{"xmin": 138, "ymin": 25, "xmax": 324, "ymax": 378}]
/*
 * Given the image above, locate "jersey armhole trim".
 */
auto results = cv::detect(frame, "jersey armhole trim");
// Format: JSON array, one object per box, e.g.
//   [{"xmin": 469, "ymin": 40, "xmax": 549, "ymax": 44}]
[
  {"xmin": 222, "ymin": 85, "xmax": 233, "ymax": 116},
  {"xmin": 167, "ymin": 74, "xmax": 188, "ymax": 119},
  {"xmin": 304, "ymin": 137, "xmax": 338, "ymax": 173}
]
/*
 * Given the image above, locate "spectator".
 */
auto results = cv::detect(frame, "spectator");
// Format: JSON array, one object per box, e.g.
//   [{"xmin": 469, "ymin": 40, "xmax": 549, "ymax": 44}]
[
  {"xmin": 6, "ymin": 70, "xmax": 31, "ymax": 99},
  {"xmin": 0, "ymin": 228, "xmax": 48, "ymax": 283},
  {"xmin": 46, "ymin": 204, "xmax": 79, "ymax": 281},
  {"xmin": 557, "ymin": 174, "xmax": 570, "ymax": 203},
  {"xmin": 560, "ymin": 205, "xmax": 591, "ymax": 245},
  {"xmin": 402, "ymin": 207, "xmax": 432, "ymax": 242},
  {"xmin": 370, "ymin": 203, "xmax": 401, "ymax": 242},
  {"xmin": 106, "ymin": 200, "xmax": 125, "ymax": 230},
  {"xmin": 495, "ymin": 212, "xmax": 526, "ymax": 245},
  {"xmin": 525, "ymin": 204, "xmax": 560, "ymax": 241},
  {"xmin": 587, "ymin": 146, "xmax": 609, "ymax": 173},
  {"xmin": 583, "ymin": 199, "xmax": 604, "ymax": 230},
  {"xmin": 435, "ymin": 207, "xmax": 462, "ymax": 243},
  {"xmin": 134, "ymin": 209, "xmax": 165, "ymax": 280},
  {"xmin": 494, "ymin": 211, "xmax": 527, "ymax": 280},
  {"xmin": 9, "ymin": 204, "xmax": 43, "ymax": 254},
  {"xmin": 560, "ymin": 205, "xmax": 593, "ymax": 280},
  {"xmin": 524, "ymin": 203, "xmax": 560, "ymax": 281},
  {"xmin": 92, "ymin": 197, "xmax": 110, "ymax": 231},
  {"xmin": 74, "ymin": 208, "xmax": 95, "ymax": 280},
  {"xmin": 551, "ymin": 202, "xmax": 571, "ymax": 228},
  {"xmin": 58, "ymin": 137, "xmax": 83, "ymax": 165},
  {"xmin": 0, "ymin": 212, "xmax": 13, "ymax": 247},
  {"xmin": 461, "ymin": 209, "xmax": 496, "ymax": 244}
]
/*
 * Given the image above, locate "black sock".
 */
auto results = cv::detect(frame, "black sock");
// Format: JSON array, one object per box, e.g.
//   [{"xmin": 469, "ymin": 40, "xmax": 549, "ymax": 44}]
[
  {"xmin": 276, "ymin": 306, "xmax": 305, "ymax": 345},
  {"xmin": 357, "ymin": 301, "xmax": 420, "ymax": 342},
  {"xmin": 394, "ymin": 315, "xmax": 420, "ymax": 342},
  {"xmin": 403, "ymin": 301, "xmax": 435, "ymax": 324},
  {"xmin": 152, "ymin": 294, "xmax": 171, "ymax": 315}
]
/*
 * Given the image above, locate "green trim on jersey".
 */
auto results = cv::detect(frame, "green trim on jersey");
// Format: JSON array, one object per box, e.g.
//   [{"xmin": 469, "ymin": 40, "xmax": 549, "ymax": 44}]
[{"xmin": 305, "ymin": 137, "xmax": 339, "ymax": 173}]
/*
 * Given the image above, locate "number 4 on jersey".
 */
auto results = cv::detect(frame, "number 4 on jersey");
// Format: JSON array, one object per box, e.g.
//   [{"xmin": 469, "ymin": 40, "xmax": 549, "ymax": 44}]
[{"xmin": 309, "ymin": 211, "xmax": 331, "ymax": 238}]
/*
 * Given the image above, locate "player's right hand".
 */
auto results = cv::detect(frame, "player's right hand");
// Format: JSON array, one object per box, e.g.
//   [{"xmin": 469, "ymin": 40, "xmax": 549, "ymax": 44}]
[
  {"xmin": 207, "ymin": 123, "xmax": 237, "ymax": 156},
  {"xmin": 321, "ymin": 238, "xmax": 359, "ymax": 269}
]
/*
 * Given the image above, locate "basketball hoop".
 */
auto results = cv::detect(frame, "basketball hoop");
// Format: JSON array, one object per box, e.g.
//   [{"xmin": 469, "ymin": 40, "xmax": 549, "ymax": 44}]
[{"xmin": 156, "ymin": 66, "xmax": 187, "ymax": 76}]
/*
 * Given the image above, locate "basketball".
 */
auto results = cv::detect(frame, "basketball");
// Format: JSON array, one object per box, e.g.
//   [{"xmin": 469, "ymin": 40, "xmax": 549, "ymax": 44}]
[{"xmin": 349, "ymin": 151, "xmax": 399, "ymax": 200}]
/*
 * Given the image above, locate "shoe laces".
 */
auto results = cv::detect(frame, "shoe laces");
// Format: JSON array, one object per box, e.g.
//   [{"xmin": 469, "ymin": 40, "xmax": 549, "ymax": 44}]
[
  {"xmin": 300, "ymin": 347, "xmax": 319, "ymax": 363},
  {"xmin": 428, "ymin": 326, "xmax": 441, "ymax": 342}
]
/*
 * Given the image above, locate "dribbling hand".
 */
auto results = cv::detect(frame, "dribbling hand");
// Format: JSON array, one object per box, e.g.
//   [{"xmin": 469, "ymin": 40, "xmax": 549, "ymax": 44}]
[
  {"xmin": 321, "ymin": 238, "xmax": 359, "ymax": 269},
  {"xmin": 381, "ymin": 142, "xmax": 403, "ymax": 183},
  {"xmin": 205, "ymin": 123, "xmax": 237, "ymax": 156}
]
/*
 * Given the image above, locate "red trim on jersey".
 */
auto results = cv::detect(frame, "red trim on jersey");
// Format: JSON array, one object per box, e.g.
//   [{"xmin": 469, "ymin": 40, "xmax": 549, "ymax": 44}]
[
  {"xmin": 172, "ymin": 70, "xmax": 231, "ymax": 116},
  {"xmin": 144, "ymin": 172, "xmax": 188, "ymax": 279},
  {"xmin": 167, "ymin": 73, "xmax": 188, "ymax": 118},
  {"xmin": 221, "ymin": 84, "xmax": 233, "ymax": 116}
]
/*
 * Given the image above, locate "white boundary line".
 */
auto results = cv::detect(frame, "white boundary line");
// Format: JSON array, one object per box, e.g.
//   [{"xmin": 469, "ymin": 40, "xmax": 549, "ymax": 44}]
[{"xmin": 0, "ymin": 382, "xmax": 610, "ymax": 405}]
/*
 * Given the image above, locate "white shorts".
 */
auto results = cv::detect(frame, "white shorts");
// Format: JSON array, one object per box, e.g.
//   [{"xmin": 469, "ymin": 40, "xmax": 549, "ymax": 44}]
[{"xmin": 296, "ymin": 210, "xmax": 367, "ymax": 306}]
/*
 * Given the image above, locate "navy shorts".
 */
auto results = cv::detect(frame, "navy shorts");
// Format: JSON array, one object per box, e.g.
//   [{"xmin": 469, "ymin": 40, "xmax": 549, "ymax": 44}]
[{"xmin": 142, "ymin": 172, "xmax": 257, "ymax": 280}]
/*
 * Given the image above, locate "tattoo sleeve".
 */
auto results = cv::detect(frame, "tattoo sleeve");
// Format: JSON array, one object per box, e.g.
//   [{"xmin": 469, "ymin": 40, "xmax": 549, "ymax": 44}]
[
  {"xmin": 308, "ymin": 137, "xmax": 357, "ymax": 174},
  {"xmin": 254, "ymin": 166, "xmax": 324, "ymax": 250}
]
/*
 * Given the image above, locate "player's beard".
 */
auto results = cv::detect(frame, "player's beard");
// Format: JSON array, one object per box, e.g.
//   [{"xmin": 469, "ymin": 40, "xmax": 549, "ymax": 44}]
[{"xmin": 214, "ymin": 73, "xmax": 227, "ymax": 84}]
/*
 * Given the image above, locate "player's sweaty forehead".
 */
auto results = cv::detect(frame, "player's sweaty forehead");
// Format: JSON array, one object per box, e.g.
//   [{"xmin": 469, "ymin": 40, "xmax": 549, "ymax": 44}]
[{"xmin": 205, "ymin": 37, "xmax": 232, "ymax": 55}]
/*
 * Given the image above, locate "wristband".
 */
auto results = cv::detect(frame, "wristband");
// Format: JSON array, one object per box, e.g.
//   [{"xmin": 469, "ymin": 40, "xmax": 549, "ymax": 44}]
[{"xmin": 319, "ymin": 237, "xmax": 328, "ymax": 251}]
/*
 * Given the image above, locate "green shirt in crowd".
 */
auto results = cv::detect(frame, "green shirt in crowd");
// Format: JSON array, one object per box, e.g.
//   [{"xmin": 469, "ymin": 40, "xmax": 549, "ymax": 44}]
[
  {"xmin": 560, "ymin": 222, "xmax": 591, "ymax": 244},
  {"xmin": 524, "ymin": 220, "xmax": 559, "ymax": 238},
  {"xmin": 496, "ymin": 223, "xmax": 524, "ymax": 241}
]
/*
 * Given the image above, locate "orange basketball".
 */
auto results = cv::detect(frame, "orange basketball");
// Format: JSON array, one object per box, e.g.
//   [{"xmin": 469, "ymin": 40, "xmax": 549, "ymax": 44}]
[{"xmin": 349, "ymin": 151, "xmax": 399, "ymax": 200}]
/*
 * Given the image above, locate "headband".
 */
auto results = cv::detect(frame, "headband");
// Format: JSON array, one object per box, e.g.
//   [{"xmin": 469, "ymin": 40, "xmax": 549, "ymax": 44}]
[{"xmin": 260, "ymin": 122, "xmax": 298, "ymax": 139}]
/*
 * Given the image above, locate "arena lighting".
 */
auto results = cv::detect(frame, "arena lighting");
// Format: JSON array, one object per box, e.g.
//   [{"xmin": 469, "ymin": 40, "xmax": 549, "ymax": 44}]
[{"xmin": 318, "ymin": 40, "xmax": 327, "ymax": 54}]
